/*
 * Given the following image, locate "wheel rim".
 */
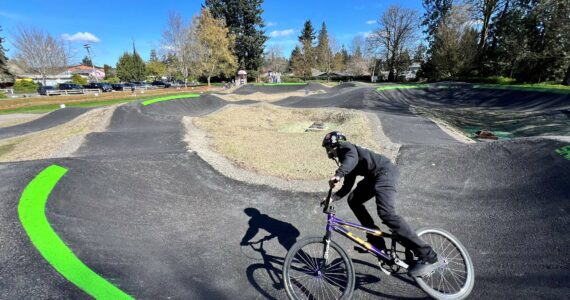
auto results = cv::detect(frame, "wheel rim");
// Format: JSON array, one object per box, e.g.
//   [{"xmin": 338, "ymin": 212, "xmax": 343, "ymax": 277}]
[
  {"xmin": 288, "ymin": 243, "xmax": 351, "ymax": 299},
  {"xmin": 418, "ymin": 231, "xmax": 471, "ymax": 297}
]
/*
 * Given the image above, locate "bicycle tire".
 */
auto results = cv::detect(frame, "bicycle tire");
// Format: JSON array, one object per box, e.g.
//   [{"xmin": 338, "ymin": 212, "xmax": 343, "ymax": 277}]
[
  {"xmin": 283, "ymin": 237, "xmax": 355, "ymax": 300},
  {"xmin": 414, "ymin": 227, "xmax": 475, "ymax": 300}
]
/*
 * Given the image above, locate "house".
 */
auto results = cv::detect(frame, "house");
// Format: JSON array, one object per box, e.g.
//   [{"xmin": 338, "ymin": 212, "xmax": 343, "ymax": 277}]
[{"xmin": 9, "ymin": 62, "xmax": 105, "ymax": 86}]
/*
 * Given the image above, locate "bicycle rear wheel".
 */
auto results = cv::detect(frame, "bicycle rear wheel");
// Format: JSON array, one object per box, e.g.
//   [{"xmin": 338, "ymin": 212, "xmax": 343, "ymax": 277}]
[
  {"xmin": 283, "ymin": 237, "xmax": 355, "ymax": 300},
  {"xmin": 414, "ymin": 227, "xmax": 475, "ymax": 300}
]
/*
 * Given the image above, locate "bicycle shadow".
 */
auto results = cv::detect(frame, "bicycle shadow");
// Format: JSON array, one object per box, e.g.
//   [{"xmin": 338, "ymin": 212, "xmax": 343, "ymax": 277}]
[
  {"xmin": 351, "ymin": 259, "xmax": 428, "ymax": 299},
  {"xmin": 240, "ymin": 208, "xmax": 299, "ymax": 300}
]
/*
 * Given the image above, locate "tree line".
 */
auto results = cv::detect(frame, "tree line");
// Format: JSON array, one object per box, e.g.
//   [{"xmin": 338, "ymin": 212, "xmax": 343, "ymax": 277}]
[{"xmin": 1, "ymin": 0, "xmax": 568, "ymax": 86}]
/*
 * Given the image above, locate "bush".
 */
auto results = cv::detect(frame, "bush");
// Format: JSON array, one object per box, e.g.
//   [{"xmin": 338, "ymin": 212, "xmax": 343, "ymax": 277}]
[
  {"xmin": 13, "ymin": 79, "xmax": 39, "ymax": 93},
  {"xmin": 281, "ymin": 76, "xmax": 304, "ymax": 83},
  {"xmin": 104, "ymin": 76, "xmax": 120, "ymax": 84},
  {"xmin": 486, "ymin": 76, "xmax": 516, "ymax": 85},
  {"xmin": 71, "ymin": 74, "xmax": 88, "ymax": 85},
  {"xmin": 0, "ymin": 92, "xmax": 6, "ymax": 99}
]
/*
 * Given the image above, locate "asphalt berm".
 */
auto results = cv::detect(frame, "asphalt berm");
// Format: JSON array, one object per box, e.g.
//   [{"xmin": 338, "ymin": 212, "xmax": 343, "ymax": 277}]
[
  {"xmin": 0, "ymin": 84, "xmax": 569, "ymax": 299},
  {"xmin": 0, "ymin": 107, "xmax": 91, "ymax": 140}
]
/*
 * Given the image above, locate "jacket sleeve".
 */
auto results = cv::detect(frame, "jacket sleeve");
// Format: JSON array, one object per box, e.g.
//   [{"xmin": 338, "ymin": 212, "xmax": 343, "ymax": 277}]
[
  {"xmin": 334, "ymin": 172, "xmax": 356, "ymax": 199},
  {"xmin": 334, "ymin": 143, "xmax": 358, "ymax": 178}
]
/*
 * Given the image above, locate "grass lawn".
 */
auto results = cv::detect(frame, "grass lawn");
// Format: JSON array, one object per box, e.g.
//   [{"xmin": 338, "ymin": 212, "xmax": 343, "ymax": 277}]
[
  {"xmin": 193, "ymin": 104, "xmax": 381, "ymax": 180},
  {"xmin": 0, "ymin": 86, "xmax": 212, "ymax": 114},
  {"xmin": 375, "ymin": 82, "xmax": 570, "ymax": 94}
]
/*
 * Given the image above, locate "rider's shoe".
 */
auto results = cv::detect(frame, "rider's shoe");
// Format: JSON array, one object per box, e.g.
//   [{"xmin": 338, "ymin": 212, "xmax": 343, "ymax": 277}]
[{"xmin": 408, "ymin": 257, "xmax": 439, "ymax": 277}]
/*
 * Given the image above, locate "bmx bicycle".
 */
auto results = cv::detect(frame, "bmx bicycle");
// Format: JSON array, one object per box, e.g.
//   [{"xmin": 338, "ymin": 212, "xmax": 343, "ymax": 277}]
[{"xmin": 282, "ymin": 188, "xmax": 475, "ymax": 299}]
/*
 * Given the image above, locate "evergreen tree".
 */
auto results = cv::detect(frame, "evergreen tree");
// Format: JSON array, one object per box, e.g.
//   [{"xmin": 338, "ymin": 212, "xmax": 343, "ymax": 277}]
[
  {"xmin": 103, "ymin": 64, "xmax": 114, "ymax": 79},
  {"xmin": 422, "ymin": 0, "xmax": 453, "ymax": 46},
  {"xmin": 82, "ymin": 56, "xmax": 93, "ymax": 66},
  {"xmin": 298, "ymin": 20, "xmax": 316, "ymax": 80},
  {"xmin": 0, "ymin": 26, "xmax": 13, "ymax": 83},
  {"xmin": 289, "ymin": 45, "xmax": 304, "ymax": 76},
  {"xmin": 315, "ymin": 22, "xmax": 332, "ymax": 74},
  {"xmin": 131, "ymin": 47, "xmax": 147, "ymax": 81},
  {"xmin": 204, "ymin": 0, "xmax": 267, "ymax": 76},
  {"xmin": 116, "ymin": 52, "xmax": 134, "ymax": 82},
  {"xmin": 149, "ymin": 49, "xmax": 159, "ymax": 62}
]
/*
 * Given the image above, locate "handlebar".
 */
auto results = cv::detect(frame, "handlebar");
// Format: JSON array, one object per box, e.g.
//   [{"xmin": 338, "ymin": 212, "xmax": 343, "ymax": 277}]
[{"xmin": 321, "ymin": 187, "xmax": 333, "ymax": 213}]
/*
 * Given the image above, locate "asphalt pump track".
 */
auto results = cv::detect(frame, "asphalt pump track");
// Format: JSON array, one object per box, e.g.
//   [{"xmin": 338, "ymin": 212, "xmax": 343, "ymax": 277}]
[{"xmin": 0, "ymin": 85, "xmax": 569, "ymax": 299}]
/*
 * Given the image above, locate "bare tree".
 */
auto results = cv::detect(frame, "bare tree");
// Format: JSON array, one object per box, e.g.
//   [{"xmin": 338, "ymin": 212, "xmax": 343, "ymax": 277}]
[
  {"xmin": 264, "ymin": 44, "xmax": 288, "ymax": 74},
  {"xmin": 348, "ymin": 36, "xmax": 369, "ymax": 76},
  {"xmin": 369, "ymin": 5, "xmax": 419, "ymax": 81},
  {"xmin": 162, "ymin": 11, "xmax": 201, "ymax": 85},
  {"xmin": 11, "ymin": 26, "xmax": 70, "ymax": 85}
]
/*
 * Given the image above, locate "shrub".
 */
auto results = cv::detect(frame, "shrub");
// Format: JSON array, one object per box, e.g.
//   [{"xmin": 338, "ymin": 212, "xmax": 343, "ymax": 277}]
[
  {"xmin": 104, "ymin": 76, "xmax": 120, "ymax": 84},
  {"xmin": 281, "ymin": 76, "xmax": 304, "ymax": 83},
  {"xmin": 13, "ymin": 79, "xmax": 38, "ymax": 93},
  {"xmin": 0, "ymin": 92, "xmax": 6, "ymax": 99},
  {"xmin": 486, "ymin": 76, "xmax": 516, "ymax": 85},
  {"xmin": 71, "ymin": 74, "xmax": 88, "ymax": 85}
]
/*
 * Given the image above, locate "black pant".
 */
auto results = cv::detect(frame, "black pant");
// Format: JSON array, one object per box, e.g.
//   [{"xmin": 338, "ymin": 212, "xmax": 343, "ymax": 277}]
[{"xmin": 347, "ymin": 165, "xmax": 436, "ymax": 261}]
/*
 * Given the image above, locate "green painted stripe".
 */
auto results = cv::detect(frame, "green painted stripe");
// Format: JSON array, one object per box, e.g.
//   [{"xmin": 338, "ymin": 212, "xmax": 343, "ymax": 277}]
[
  {"xmin": 141, "ymin": 93, "xmax": 201, "ymax": 106},
  {"xmin": 376, "ymin": 84, "xmax": 429, "ymax": 91},
  {"xmin": 252, "ymin": 82, "xmax": 308, "ymax": 86},
  {"xmin": 18, "ymin": 165, "xmax": 133, "ymax": 300}
]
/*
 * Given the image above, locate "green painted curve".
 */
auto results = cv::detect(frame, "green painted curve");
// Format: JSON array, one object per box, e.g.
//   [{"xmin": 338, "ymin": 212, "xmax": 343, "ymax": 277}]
[
  {"xmin": 18, "ymin": 165, "xmax": 133, "ymax": 299},
  {"xmin": 252, "ymin": 82, "xmax": 308, "ymax": 86},
  {"xmin": 141, "ymin": 93, "xmax": 200, "ymax": 106}
]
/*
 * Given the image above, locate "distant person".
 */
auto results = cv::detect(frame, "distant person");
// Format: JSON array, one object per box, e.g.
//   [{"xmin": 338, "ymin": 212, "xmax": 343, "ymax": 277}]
[
  {"xmin": 321, "ymin": 131, "xmax": 438, "ymax": 277},
  {"xmin": 131, "ymin": 86, "xmax": 135, "ymax": 96}
]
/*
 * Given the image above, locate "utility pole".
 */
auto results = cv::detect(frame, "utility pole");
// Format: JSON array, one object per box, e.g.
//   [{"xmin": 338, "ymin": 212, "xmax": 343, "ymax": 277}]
[{"xmin": 83, "ymin": 43, "xmax": 98, "ymax": 82}]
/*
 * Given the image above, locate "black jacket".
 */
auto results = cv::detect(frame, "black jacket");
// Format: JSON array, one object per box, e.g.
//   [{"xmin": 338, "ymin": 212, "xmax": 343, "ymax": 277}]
[{"xmin": 333, "ymin": 142, "xmax": 392, "ymax": 198}]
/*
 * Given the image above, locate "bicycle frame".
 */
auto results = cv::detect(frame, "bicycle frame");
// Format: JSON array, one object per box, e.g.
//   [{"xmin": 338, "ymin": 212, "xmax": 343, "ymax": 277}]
[{"xmin": 321, "ymin": 188, "xmax": 409, "ymax": 270}]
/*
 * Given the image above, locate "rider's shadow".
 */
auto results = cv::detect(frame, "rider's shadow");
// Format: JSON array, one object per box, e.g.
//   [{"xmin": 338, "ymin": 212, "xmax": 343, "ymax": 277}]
[{"xmin": 240, "ymin": 208, "xmax": 299, "ymax": 299}]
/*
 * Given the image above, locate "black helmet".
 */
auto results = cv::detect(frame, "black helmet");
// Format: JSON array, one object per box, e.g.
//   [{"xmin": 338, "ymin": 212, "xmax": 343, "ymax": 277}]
[{"xmin": 322, "ymin": 131, "xmax": 347, "ymax": 158}]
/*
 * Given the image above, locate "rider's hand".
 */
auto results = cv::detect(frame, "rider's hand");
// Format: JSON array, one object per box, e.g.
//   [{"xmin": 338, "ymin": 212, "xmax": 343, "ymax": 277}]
[{"xmin": 329, "ymin": 176, "xmax": 340, "ymax": 188}]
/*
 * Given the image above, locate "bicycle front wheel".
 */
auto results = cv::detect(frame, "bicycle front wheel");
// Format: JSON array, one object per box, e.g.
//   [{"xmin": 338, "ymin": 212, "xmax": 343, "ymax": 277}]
[
  {"xmin": 414, "ymin": 227, "xmax": 475, "ymax": 300},
  {"xmin": 283, "ymin": 237, "xmax": 355, "ymax": 300}
]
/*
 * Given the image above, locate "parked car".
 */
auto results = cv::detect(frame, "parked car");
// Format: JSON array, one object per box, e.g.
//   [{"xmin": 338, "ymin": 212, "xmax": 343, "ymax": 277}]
[
  {"xmin": 37, "ymin": 86, "xmax": 57, "ymax": 96},
  {"xmin": 151, "ymin": 80, "xmax": 171, "ymax": 88},
  {"xmin": 111, "ymin": 83, "xmax": 124, "ymax": 91},
  {"xmin": 58, "ymin": 83, "xmax": 83, "ymax": 90},
  {"xmin": 84, "ymin": 82, "xmax": 113, "ymax": 92}
]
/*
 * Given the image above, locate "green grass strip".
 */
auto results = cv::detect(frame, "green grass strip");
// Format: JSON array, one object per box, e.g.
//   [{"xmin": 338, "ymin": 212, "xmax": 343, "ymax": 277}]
[
  {"xmin": 376, "ymin": 84, "xmax": 429, "ymax": 91},
  {"xmin": 252, "ymin": 82, "xmax": 308, "ymax": 86},
  {"xmin": 473, "ymin": 84, "xmax": 570, "ymax": 94},
  {"xmin": 18, "ymin": 165, "xmax": 133, "ymax": 299},
  {"xmin": 141, "ymin": 93, "xmax": 200, "ymax": 106}
]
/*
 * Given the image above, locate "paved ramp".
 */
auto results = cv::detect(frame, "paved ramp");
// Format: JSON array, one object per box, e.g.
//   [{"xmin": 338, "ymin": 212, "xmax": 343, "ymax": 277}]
[
  {"xmin": 0, "ymin": 108, "xmax": 90, "ymax": 140},
  {"xmin": 1, "ymin": 88, "xmax": 569, "ymax": 299}
]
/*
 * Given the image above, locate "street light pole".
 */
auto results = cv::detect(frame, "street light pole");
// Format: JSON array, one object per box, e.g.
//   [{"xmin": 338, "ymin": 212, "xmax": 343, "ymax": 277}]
[{"xmin": 83, "ymin": 43, "xmax": 98, "ymax": 82}]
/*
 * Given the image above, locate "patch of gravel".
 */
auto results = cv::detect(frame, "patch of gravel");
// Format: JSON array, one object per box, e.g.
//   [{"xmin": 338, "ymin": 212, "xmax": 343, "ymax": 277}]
[
  {"xmin": 364, "ymin": 111, "xmax": 401, "ymax": 162},
  {"xmin": 212, "ymin": 90, "xmax": 326, "ymax": 102},
  {"xmin": 183, "ymin": 111, "xmax": 400, "ymax": 193},
  {"xmin": 184, "ymin": 115, "xmax": 327, "ymax": 193},
  {"xmin": 0, "ymin": 105, "xmax": 117, "ymax": 162}
]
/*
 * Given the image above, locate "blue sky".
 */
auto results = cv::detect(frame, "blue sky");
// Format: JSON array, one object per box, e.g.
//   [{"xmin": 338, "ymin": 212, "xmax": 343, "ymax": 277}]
[{"xmin": 0, "ymin": 0, "xmax": 424, "ymax": 67}]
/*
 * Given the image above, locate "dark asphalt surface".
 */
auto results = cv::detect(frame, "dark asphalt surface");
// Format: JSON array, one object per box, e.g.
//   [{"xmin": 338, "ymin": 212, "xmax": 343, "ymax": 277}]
[
  {"xmin": 0, "ymin": 107, "xmax": 91, "ymax": 140},
  {"xmin": 1, "ymin": 88, "xmax": 569, "ymax": 299}
]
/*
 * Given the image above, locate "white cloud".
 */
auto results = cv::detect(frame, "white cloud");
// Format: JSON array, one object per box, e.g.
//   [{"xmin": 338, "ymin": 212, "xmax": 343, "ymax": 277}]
[
  {"xmin": 61, "ymin": 32, "xmax": 100, "ymax": 43},
  {"xmin": 0, "ymin": 11, "xmax": 22, "ymax": 20},
  {"xmin": 270, "ymin": 29, "xmax": 295, "ymax": 38},
  {"xmin": 358, "ymin": 31, "xmax": 373, "ymax": 38},
  {"xmin": 266, "ymin": 21, "xmax": 278, "ymax": 27},
  {"xmin": 366, "ymin": 20, "xmax": 377, "ymax": 25}
]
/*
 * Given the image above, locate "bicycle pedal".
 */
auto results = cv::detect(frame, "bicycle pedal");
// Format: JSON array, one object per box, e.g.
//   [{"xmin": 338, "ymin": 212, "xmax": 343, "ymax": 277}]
[{"xmin": 378, "ymin": 262, "xmax": 392, "ymax": 275}]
